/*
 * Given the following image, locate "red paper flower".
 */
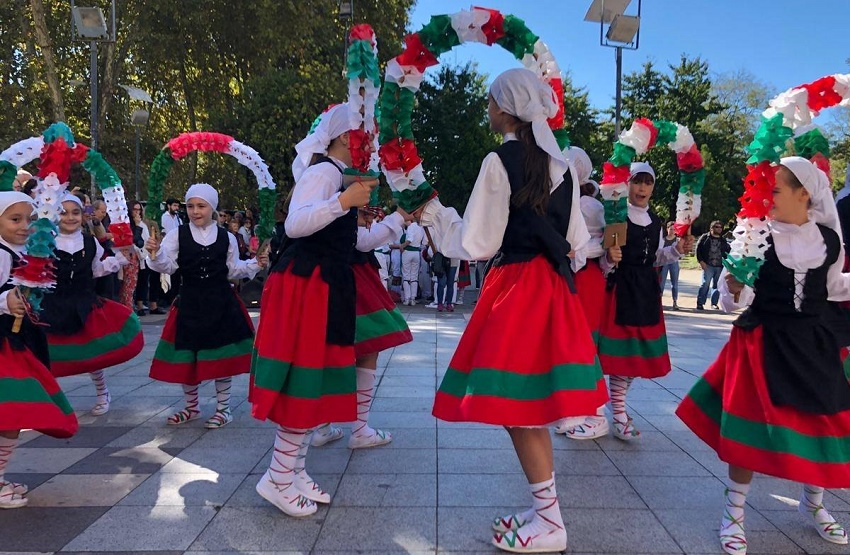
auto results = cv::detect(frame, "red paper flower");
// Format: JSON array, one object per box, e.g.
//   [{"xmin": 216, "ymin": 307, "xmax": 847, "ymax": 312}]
[
  {"xmin": 379, "ymin": 138, "xmax": 422, "ymax": 172},
  {"xmin": 546, "ymin": 78, "xmax": 565, "ymax": 130},
  {"xmin": 109, "ymin": 222, "xmax": 134, "ymax": 248},
  {"xmin": 802, "ymin": 76, "xmax": 842, "ymax": 113},
  {"xmin": 676, "ymin": 144, "xmax": 704, "ymax": 173},
  {"xmin": 811, "ymin": 152, "xmax": 831, "ymax": 179},
  {"xmin": 601, "ymin": 162, "xmax": 631, "ymax": 185},
  {"xmin": 38, "ymin": 138, "xmax": 73, "ymax": 182},
  {"xmin": 348, "ymin": 129, "xmax": 373, "ymax": 172},
  {"xmin": 349, "ymin": 24, "xmax": 376, "ymax": 44},
  {"xmin": 473, "ymin": 6, "xmax": 506, "ymax": 44},
  {"xmin": 738, "ymin": 161, "xmax": 776, "ymax": 219},
  {"xmin": 633, "ymin": 117, "xmax": 659, "ymax": 149},
  {"xmin": 396, "ymin": 33, "xmax": 438, "ymax": 73},
  {"xmin": 673, "ymin": 222, "xmax": 692, "ymax": 237},
  {"xmin": 11, "ymin": 255, "xmax": 55, "ymax": 285},
  {"xmin": 70, "ymin": 143, "xmax": 90, "ymax": 164},
  {"xmin": 167, "ymin": 132, "xmax": 233, "ymax": 160}
]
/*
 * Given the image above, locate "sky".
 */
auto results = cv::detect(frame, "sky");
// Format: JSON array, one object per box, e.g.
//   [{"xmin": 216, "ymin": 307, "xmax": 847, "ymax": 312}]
[{"xmin": 408, "ymin": 0, "xmax": 850, "ymax": 111}]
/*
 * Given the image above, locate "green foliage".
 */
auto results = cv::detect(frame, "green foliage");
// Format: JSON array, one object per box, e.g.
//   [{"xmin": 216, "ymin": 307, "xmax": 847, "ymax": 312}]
[{"xmin": 410, "ymin": 63, "xmax": 499, "ymax": 214}]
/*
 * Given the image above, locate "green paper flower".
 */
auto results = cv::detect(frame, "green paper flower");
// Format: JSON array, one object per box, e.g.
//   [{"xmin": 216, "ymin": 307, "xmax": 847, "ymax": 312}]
[
  {"xmin": 43, "ymin": 122, "xmax": 75, "ymax": 146},
  {"xmin": 604, "ymin": 197, "xmax": 629, "ymax": 224},
  {"xmin": 496, "ymin": 15, "xmax": 539, "ymax": 60},
  {"xmin": 0, "ymin": 160, "xmax": 17, "ymax": 192},
  {"xmin": 722, "ymin": 255, "xmax": 764, "ymax": 287},
  {"xmin": 793, "ymin": 127, "xmax": 831, "ymax": 159},
  {"xmin": 308, "ymin": 113, "xmax": 324, "ymax": 135},
  {"xmin": 379, "ymin": 83, "xmax": 415, "ymax": 143},
  {"xmin": 654, "ymin": 120, "xmax": 678, "ymax": 145},
  {"xmin": 746, "ymin": 113, "xmax": 792, "ymax": 164},
  {"xmin": 256, "ymin": 187, "xmax": 276, "ymax": 243},
  {"xmin": 553, "ymin": 129, "xmax": 571, "ymax": 152},
  {"xmin": 418, "ymin": 15, "xmax": 460, "ymax": 57},
  {"xmin": 679, "ymin": 168, "xmax": 706, "ymax": 195},
  {"xmin": 393, "ymin": 181, "xmax": 435, "ymax": 212},
  {"xmin": 146, "ymin": 149, "xmax": 175, "ymax": 221},
  {"xmin": 346, "ymin": 40, "xmax": 381, "ymax": 86},
  {"xmin": 83, "ymin": 150, "xmax": 122, "ymax": 190},
  {"xmin": 609, "ymin": 142, "xmax": 636, "ymax": 167}
]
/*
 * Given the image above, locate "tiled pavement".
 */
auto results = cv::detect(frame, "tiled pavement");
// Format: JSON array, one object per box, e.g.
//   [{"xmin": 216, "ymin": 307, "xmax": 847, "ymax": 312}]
[{"xmin": 2, "ymin": 269, "xmax": 848, "ymax": 554}]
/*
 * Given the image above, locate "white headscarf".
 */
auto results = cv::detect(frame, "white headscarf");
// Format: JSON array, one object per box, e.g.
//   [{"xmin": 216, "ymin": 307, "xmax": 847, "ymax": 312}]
[
  {"xmin": 60, "ymin": 191, "xmax": 83, "ymax": 209},
  {"xmin": 185, "ymin": 183, "xmax": 219, "ymax": 209},
  {"xmin": 780, "ymin": 156, "xmax": 839, "ymax": 232},
  {"xmin": 0, "ymin": 191, "xmax": 34, "ymax": 217},
  {"xmin": 629, "ymin": 161, "xmax": 656, "ymax": 182},
  {"xmin": 490, "ymin": 68, "xmax": 568, "ymax": 186},
  {"xmin": 292, "ymin": 103, "xmax": 353, "ymax": 182},
  {"xmin": 565, "ymin": 146, "xmax": 599, "ymax": 196}
]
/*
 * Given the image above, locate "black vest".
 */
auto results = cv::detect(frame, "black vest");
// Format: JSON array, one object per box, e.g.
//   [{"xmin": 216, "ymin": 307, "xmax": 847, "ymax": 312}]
[
  {"xmin": 736, "ymin": 224, "xmax": 850, "ymax": 414},
  {"xmin": 272, "ymin": 156, "xmax": 358, "ymax": 345},
  {"xmin": 490, "ymin": 141, "xmax": 575, "ymax": 290},
  {"xmin": 611, "ymin": 211, "xmax": 663, "ymax": 327},
  {"xmin": 173, "ymin": 225, "xmax": 254, "ymax": 352},
  {"xmin": 0, "ymin": 244, "xmax": 50, "ymax": 367},
  {"xmin": 41, "ymin": 234, "xmax": 100, "ymax": 335}
]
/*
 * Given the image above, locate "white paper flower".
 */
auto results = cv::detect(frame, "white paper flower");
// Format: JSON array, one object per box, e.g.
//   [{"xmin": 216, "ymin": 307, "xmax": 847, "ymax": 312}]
[
  {"xmin": 764, "ymin": 87, "xmax": 811, "ymax": 129},
  {"xmin": 384, "ymin": 164, "xmax": 427, "ymax": 192},
  {"xmin": 385, "ymin": 59, "xmax": 424, "ymax": 91},
  {"xmin": 227, "ymin": 141, "xmax": 276, "ymax": 190},
  {"xmin": 0, "ymin": 136, "xmax": 45, "ymax": 168},
  {"xmin": 619, "ymin": 121, "xmax": 653, "ymax": 155},
  {"xmin": 599, "ymin": 182, "xmax": 628, "ymax": 201},
  {"xmin": 833, "ymin": 73, "xmax": 850, "ymax": 107},
  {"xmin": 521, "ymin": 40, "xmax": 561, "ymax": 81},
  {"xmin": 450, "ymin": 9, "xmax": 490, "ymax": 44},
  {"xmin": 669, "ymin": 124, "xmax": 695, "ymax": 154}
]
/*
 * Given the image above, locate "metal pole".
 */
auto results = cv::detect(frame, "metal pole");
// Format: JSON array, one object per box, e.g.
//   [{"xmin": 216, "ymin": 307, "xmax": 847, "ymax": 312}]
[
  {"xmin": 90, "ymin": 40, "xmax": 98, "ymax": 196},
  {"xmin": 614, "ymin": 46, "xmax": 622, "ymax": 137},
  {"xmin": 134, "ymin": 126, "xmax": 141, "ymax": 201}
]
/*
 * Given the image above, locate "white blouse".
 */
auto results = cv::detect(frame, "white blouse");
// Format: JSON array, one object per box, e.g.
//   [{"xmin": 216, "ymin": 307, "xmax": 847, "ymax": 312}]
[
  {"xmin": 419, "ymin": 135, "xmax": 590, "ymax": 264},
  {"xmin": 56, "ymin": 231, "xmax": 127, "ymax": 278},
  {"xmin": 719, "ymin": 219, "xmax": 850, "ymax": 312},
  {"xmin": 600, "ymin": 203, "xmax": 681, "ymax": 275},
  {"xmin": 285, "ymin": 156, "xmax": 349, "ymax": 239},
  {"xmin": 0, "ymin": 238, "xmax": 24, "ymax": 316},
  {"xmin": 355, "ymin": 212, "xmax": 405, "ymax": 252},
  {"xmin": 578, "ymin": 195, "xmax": 606, "ymax": 260},
  {"xmin": 147, "ymin": 222, "xmax": 260, "ymax": 280}
]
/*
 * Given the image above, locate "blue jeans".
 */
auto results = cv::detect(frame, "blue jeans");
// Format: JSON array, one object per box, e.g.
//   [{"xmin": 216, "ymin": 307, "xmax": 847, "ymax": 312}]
[
  {"xmin": 436, "ymin": 266, "xmax": 457, "ymax": 305},
  {"xmin": 659, "ymin": 262, "xmax": 679, "ymax": 302},
  {"xmin": 698, "ymin": 265, "xmax": 722, "ymax": 307}
]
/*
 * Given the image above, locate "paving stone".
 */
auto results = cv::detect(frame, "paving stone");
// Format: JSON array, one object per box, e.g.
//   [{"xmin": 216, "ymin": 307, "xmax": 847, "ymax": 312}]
[
  {"xmin": 0, "ymin": 507, "xmax": 109, "ymax": 552},
  {"xmin": 438, "ymin": 473, "xmax": 529, "ymax": 507},
  {"xmin": 565, "ymin": 508, "xmax": 681, "ymax": 553},
  {"xmin": 25, "ymin": 426, "xmax": 135, "ymax": 449},
  {"xmin": 162, "ymin": 445, "xmax": 269, "ymax": 474},
  {"xmin": 438, "ymin": 448, "xmax": 523, "ymax": 474},
  {"xmin": 314, "ymin": 507, "xmax": 435, "ymax": 551},
  {"xmin": 557, "ymin": 475, "xmax": 647, "ymax": 509},
  {"xmin": 7, "ymin": 447, "xmax": 97, "ymax": 474},
  {"xmin": 3, "ymin": 472, "xmax": 54, "ymax": 490},
  {"xmin": 627, "ymin": 476, "xmax": 725, "ymax": 509},
  {"xmin": 117, "ymin": 471, "xmax": 245, "ymax": 507},
  {"xmin": 334, "ymin": 473, "xmax": 436, "ymax": 507},
  {"xmin": 759, "ymin": 509, "xmax": 849, "ymax": 554},
  {"xmin": 28, "ymin": 473, "xmax": 149, "ymax": 507},
  {"xmin": 606, "ymin": 450, "xmax": 711, "ymax": 477},
  {"xmin": 63, "ymin": 447, "xmax": 182, "ymax": 475},
  {"xmin": 366, "ymin": 411, "xmax": 437, "ymax": 429},
  {"xmin": 593, "ymin": 430, "xmax": 681, "ymax": 452},
  {"xmin": 106, "ymin": 425, "xmax": 206, "ymax": 449},
  {"xmin": 436, "ymin": 428, "xmax": 516, "ymax": 450},
  {"xmin": 347, "ymin": 447, "xmax": 436, "ymax": 474},
  {"xmin": 188, "ymin": 506, "xmax": 325, "ymax": 552}
]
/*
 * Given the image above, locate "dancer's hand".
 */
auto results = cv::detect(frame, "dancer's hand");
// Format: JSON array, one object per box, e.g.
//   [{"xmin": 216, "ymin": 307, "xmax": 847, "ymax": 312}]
[
  {"xmin": 8, "ymin": 288, "xmax": 26, "ymax": 318},
  {"xmin": 339, "ymin": 179, "xmax": 378, "ymax": 210},
  {"xmin": 145, "ymin": 236, "xmax": 160, "ymax": 255},
  {"xmin": 606, "ymin": 245, "xmax": 622, "ymax": 264},
  {"xmin": 257, "ymin": 251, "xmax": 269, "ymax": 268},
  {"xmin": 725, "ymin": 273, "xmax": 744, "ymax": 295},
  {"xmin": 676, "ymin": 235, "xmax": 694, "ymax": 254}
]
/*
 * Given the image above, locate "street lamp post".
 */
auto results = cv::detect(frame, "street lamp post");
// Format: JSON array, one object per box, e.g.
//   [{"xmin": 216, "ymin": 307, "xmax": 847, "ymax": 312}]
[
  {"xmin": 339, "ymin": 0, "xmax": 354, "ymax": 75},
  {"xmin": 71, "ymin": 0, "xmax": 116, "ymax": 196},
  {"xmin": 585, "ymin": 0, "xmax": 642, "ymax": 137},
  {"xmin": 131, "ymin": 109, "xmax": 150, "ymax": 201}
]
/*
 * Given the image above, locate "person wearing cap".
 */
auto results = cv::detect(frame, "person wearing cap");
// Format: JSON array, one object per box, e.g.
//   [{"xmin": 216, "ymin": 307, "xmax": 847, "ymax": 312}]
[
  {"xmin": 417, "ymin": 68, "xmax": 608, "ymax": 553},
  {"xmin": 676, "ymin": 157, "xmax": 850, "ymax": 554},
  {"xmin": 0, "ymin": 187, "xmax": 78, "ymax": 508},
  {"xmin": 40, "ymin": 192, "xmax": 143, "ymax": 417},
  {"xmin": 557, "ymin": 146, "xmax": 610, "ymax": 440},
  {"xmin": 250, "ymin": 103, "xmax": 394, "ymax": 517},
  {"xmin": 597, "ymin": 161, "xmax": 692, "ymax": 441},
  {"xmin": 146, "ymin": 183, "xmax": 268, "ymax": 430}
]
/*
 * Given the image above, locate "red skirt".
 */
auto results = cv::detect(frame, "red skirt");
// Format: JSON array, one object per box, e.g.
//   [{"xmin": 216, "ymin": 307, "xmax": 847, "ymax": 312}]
[
  {"xmin": 574, "ymin": 258, "xmax": 606, "ymax": 344},
  {"xmin": 149, "ymin": 294, "xmax": 254, "ymax": 385},
  {"xmin": 432, "ymin": 256, "xmax": 608, "ymax": 426},
  {"xmin": 597, "ymin": 287, "xmax": 671, "ymax": 378},
  {"xmin": 0, "ymin": 340, "xmax": 78, "ymax": 438},
  {"xmin": 677, "ymin": 326, "xmax": 850, "ymax": 488},
  {"xmin": 457, "ymin": 260, "xmax": 472, "ymax": 288},
  {"xmin": 354, "ymin": 262, "xmax": 412, "ymax": 357},
  {"xmin": 47, "ymin": 299, "xmax": 144, "ymax": 377},
  {"xmin": 250, "ymin": 266, "xmax": 356, "ymax": 429}
]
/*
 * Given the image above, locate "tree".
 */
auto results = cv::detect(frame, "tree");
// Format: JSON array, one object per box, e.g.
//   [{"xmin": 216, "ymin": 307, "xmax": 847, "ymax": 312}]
[
  {"xmin": 410, "ymin": 63, "xmax": 499, "ymax": 214},
  {"xmin": 561, "ymin": 72, "xmax": 608, "ymax": 171}
]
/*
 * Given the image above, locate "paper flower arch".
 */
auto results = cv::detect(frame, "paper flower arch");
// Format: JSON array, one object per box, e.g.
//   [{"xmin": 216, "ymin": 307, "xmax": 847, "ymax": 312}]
[
  {"xmin": 0, "ymin": 122, "xmax": 131, "ymax": 310},
  {"xmin": 379, "ymin": 6, "xmax": 568, "ymax": 211},
  {"xmin": 146, "ymin": 132, "xmax": 277, "ymax": 242},
  {"xmin": 723, "ymin": 74, "xmax": 850, "ymax": 286},
  {"xmin": 601, "ymin": 118, "xmax": 705, "ymax": 236}
]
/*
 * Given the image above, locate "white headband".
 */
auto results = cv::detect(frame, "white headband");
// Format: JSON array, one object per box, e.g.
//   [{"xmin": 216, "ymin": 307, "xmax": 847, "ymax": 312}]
[
  {"xmin": 61, "ymin": 191, "xmax": 83, "ymax": 209},
  {"xmin": 0, "ymin": 191, "xmax": 34, "ymax": 217},
  {"xmin": 185, "ymin": 183, "xmax": 219, "ymax": 209},
  {"xmin": 630, "ymin": 161, "xmax": 656, "ymax": 181},
  {"xmin": 780, "ymin": 156, "xmax": 839, "ymax": 231},
  {"xmin": 292, "ymin": 103, "xmax": 353, "ymax": 182},
  {"xmin": 490, "ymin": 68, "xmax": 568, "ymax": 187}
]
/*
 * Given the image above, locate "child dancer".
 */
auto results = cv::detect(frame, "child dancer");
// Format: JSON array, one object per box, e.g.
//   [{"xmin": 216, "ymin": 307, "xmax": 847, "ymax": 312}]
[
  {"xmin": 40, "ymin": 193, "xmax": 144, "ymax": 415},
  {"xmin": 420, "ymin": 69, "xmax": 608, "ymax": 553},
  {"xmin": 0, "ymin": 190, "xmax": 78, "ymax": 508},
  {"xmin": 250, "ymin": 103, "xmax": 378, "ymax": 516},
  {"xmin": 597, "ymin": 162, "xmax": 692, "ymax": 440},
  {"xmin": 558, "ymin": 146, "xmax": 610, "ymax": 439},
  {"xmin": 146, "ymin": 183, "xmax": 267, "ymax": 429},
  {"xmin": 677, "ymin": 157, "xmax": 850, "ymax": 554}
]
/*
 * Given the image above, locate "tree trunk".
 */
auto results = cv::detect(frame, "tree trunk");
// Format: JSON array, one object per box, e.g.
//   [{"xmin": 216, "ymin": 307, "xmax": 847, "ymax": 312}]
[
  {"xmin": 177, "ymin": 49, "xmax": 198, "ymax": 180},
  {"xmin": 29, "ymin": 0, "xmax": 65, "ymax": 122}
]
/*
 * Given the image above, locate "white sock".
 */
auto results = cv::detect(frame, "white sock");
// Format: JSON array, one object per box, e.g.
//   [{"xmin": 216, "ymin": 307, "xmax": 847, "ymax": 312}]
[
  {"xmin": 410, "ymin": 281, "xmax": 418, "ymax": 301},
  {"xmin": 183, "ymin": 384, "xmax": 200, "ymax": 412},
  {"xmin": 801, "ymin": 484, "xmax": 846, "ymax": 535},
  {"xmin": 351, "ymin": 367, "xmax": 377, "ymax": 439},
  {"xmin": 268, "ymin": 426, "xmax": 307, "ymax": 492},
  {"xmin": 609, "ymin": 375, "xmax": 633, "ymax": 424},
  {"xmin": 90, "ymin": 370, "xmax": 109, "ymax": 400},
  {"xmin": 496, "ymin": 474, "xmax": 566, "ymax": 549},
  {"xmin": 214, "ymin": 378, "xmax": 231, "ymax": 414},
  {"xmin": 0, "ymin": 436, "xmax": 17, "ymax": 484},
  {"xmin": 402, "ymin": 281, "xmax": 410, "ymax": 302}
]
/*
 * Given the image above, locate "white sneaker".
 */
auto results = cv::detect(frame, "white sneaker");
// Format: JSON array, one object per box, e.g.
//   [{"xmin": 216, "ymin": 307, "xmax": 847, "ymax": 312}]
[
  {"xmin": 255, "ymin": 471, "xmax": 317, "ymax": 517},
  {"xmin": 425, "ymin": 302, "xmax": 438, "ymax": 309}
]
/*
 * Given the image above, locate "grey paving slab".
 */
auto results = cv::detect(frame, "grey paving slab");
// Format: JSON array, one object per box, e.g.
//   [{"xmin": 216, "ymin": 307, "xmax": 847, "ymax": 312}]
[
  {"xmin": 592, "ymin": 430, "xmax": 681, "ymax": 452},
  {"xmin": 565, "ymin": 508, "xmax": 683, "ymax": 553},
  {"xmin": 438, "ymin": 448, "xmax": 524, "ymax": 474},
  {"xmin": 759, "ymin": 510, "xmax": 850, "ymax": 554},
  {"xmin": 314, "ymin": 507, "xmax": 436, "ymax": 552},
  {"xmin": 333, "ymin": 472, "xmax": 437, "ymax": 507},
  {"xmin": 25, "ymin": 426, "xmax": 135, "ymax": 449},
  {"xmin": 62, "ymin": 447, "xmax": 182, "ymax": 475},
  {"xmin": 438, "ymin": 473, "xmax": 530, "ymax": 507},
  {"xmin": 606, "ymin": 449, "xmax": 712, "ymax": 477},
  {"xmin": 557, "ymin": 475, "xmax": 648, "ymax": 509},
  {"xmin": 28, "ymin": 473, "xmax": 149, "ymax": 507},
  {"xmin": 437, "ymin": 428, "xmax": 518, "ymax": 450},
  {"xmin": 437, "ymin": 507, "xmax": 524, "ymax": 552},
  {"xmin": 163, "ymin": 445, "xmax": 269, "ymax": 474},
  {"xmin": 188, "ymin": 506, "xmax": 325, "ymax": 552},
  {"xmin": 745, "ymin": 477, "xmax": 850, "ymax": 513},
  {"xmin": 117, "ymin": 471, "xmax": 245, "ymax": 507},
  {"xmin": 627, "ymin": 476, "xmax": 726, "ymax": 509},
  {"xmin": 3, "ymin": 472, "xmax": 54, "ymax": 490},
  {"xmin": 371, "ymin": 396, "xmax": 436, "ymax": 412},
  {"xmin": 7, "ymin": 447, "xmax": 97, "ymax": 474},
  {"xmin": 552, "ymin": 449, "xmax": 622, "ymax": 476},
  {"xmin": 105, "ymin": 424, "xmax": 206, "ymax": 449},
  {"xmin": 0, "ymin": 507, "xmax": 109, "ymax": 552},
  {"xmin": 366, "ymin": 410, "xmax": 437, "ymax": 428},
  {"xmin": 347, "ymin": 447, "xmax": 436, "ymax": 474}
]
